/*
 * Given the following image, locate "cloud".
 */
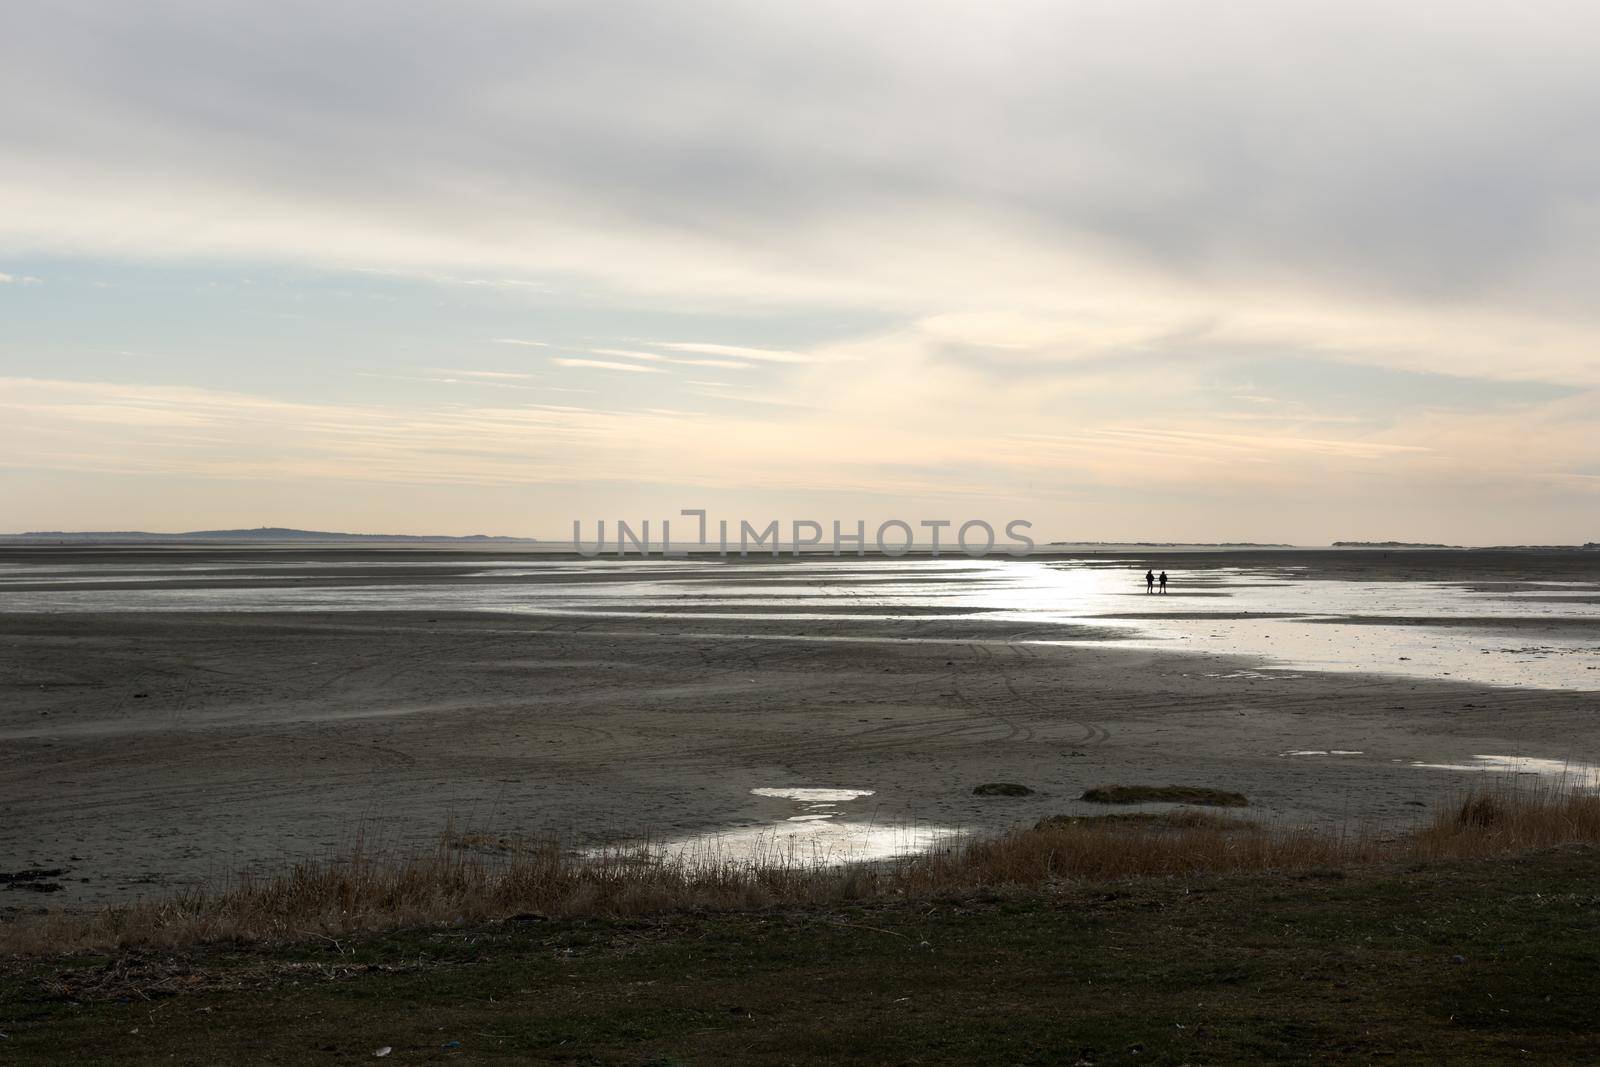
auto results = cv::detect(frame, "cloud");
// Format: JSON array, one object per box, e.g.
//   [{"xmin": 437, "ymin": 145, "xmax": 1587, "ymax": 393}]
[
  {"xmin": 3, "ymin": 3, "xmax": 1598, "ymax": 539},
  {"xmin": 3, "ymin": 370, "xmax": 1595, "ymax": 541},
  {"xmin": 5, "ymin": 2, "xmax": 1590, "ymax": 341},
  {"xmin": 447, "ymin": 369, "xmax": 539, "ymax": 380},
  {"xmin": 1080, "ymin": 426, "xmax": 1431, "ymax": 462},
  {"xmin": 654, "ymin": 343, "xmax": 814, "ymax": 364},
  {"xmin": 551, "ymin": 358, "xmax": 664, "ymax": 373},
  {"xmin": 8, "ymin": 0, "xmax": 1596, "ymax": 394},
  {"xmin": 357, "ymin": 371, "xmax": 537, "ymax": 390},
  {"xmin": 663, "ymin": 357, "xmax": 752, "ymax": 369},
  {"xmin": 350, "ymin": 269, "xmax": 549, "ymax": 291},
  {"xmin": 587, "ymin": 348, "xmax": 669, "ymax": 362},
  {"xmin": 588, "ymin": 347, "xmax": 753, "ymax": 370}
]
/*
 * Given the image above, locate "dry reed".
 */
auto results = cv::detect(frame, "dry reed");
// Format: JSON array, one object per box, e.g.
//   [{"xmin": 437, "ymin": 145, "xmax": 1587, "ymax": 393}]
[{"xmin": 6, "ymin": 780, "xmax": 1599, "ymax": 956}]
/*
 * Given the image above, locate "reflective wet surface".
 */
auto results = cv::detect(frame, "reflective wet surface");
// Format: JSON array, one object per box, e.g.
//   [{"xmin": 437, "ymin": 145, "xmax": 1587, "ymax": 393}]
[
  {"xmin": 1409, "ymin": 754, "xmax": 1600, "ymax": 790},
  {"xmin": 603, "ymin": 786, "xmax": 961, "ymax": 867},
  {"xmin": 3, "ymin": 555, "xmax": 1597, "ymax": 690}
]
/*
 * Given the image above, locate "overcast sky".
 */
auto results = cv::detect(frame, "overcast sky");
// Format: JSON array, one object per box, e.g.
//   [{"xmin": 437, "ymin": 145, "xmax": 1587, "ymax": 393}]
[{"xmin": 2, "ymin": 1, "xmax": 1597, "ymax": 542}]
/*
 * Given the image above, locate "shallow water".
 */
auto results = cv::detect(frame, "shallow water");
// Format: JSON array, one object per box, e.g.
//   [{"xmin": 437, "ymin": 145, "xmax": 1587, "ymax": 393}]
[
  {"xmin": 1409, "ymin": 754, "xmax": 1600, "ymax": 790},
  {"xmin": 2, "ymin": 556, "xmax": 1597, "ymax": 690},
  {"xmin": 602, "ymin": 786, "xmax": 961, "ymax": 867}
]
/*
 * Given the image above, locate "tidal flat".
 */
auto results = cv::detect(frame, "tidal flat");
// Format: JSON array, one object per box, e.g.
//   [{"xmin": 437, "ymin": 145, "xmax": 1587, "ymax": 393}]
[{"xmin": 2, "ymin": 545, "xmax": 1597, "ymax": 907}]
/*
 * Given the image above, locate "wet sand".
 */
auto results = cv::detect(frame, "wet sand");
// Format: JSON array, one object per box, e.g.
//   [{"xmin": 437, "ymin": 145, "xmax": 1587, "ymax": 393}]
[{"xmin": 2, "ymin": 546, "xmax": 1597, "ymax": 908}]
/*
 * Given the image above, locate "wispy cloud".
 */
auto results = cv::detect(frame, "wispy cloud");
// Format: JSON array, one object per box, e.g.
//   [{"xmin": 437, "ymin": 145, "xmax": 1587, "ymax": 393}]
[
  {"xmin": 348, "ymin": 268, "xmax": 550, "ymax": 291},
  {"xmin": 587, "ymin": 348, "xmax": 669, "ymax": 362},
  {"xmin": 491, "ymin": 338, "xmax": 550, "ymax": 348},
  {"xmin": 446, "ymin": 369, "xmax": 539, "ymax": 380},
  {"xmin": 3, "ymin": 374, "xmax": 1595, "ymax": 542},
  {"xmin": 656, "ymin": 342, "xmax": 813, "ymax": 364},
  {"xmin": 551, "ymin": 358, "xmax": 664, "ymax": 373},
  {"xmin": 664, "ymin": 357, "xmax": 751, "ymax": 369},
  {"xmin": 356, "ymin": 372, "xmax": 536, "ymax": 390},
  {"xmin": 1084, "ymin": 426, "xmax": 1431, "ymax": 461},
  {"xmin": 588, "ymin": 347, "xmax": 753, "ymax": 370}
]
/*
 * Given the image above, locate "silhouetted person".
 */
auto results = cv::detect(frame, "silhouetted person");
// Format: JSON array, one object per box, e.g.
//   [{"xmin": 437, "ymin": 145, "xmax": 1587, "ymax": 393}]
[
  {"xmin": 1145, "ymin": 569, "xmax": 1155, "ymax": 594},
  {"xmin": 1159, "ymin": 570, "xmax": 1169, "ymax": 594}
]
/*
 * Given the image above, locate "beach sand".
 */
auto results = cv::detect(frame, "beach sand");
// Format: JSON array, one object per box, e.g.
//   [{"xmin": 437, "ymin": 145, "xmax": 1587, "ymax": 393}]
[{"xmin": 2, "ymin": 547, "xmax": 1597, "ymax": 908}]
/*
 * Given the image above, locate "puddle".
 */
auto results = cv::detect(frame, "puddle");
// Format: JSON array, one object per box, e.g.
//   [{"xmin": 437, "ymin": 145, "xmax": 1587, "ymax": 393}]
[
  {"xmin": 595, "ymin": 785, "xmax": 962, "ymax": 867},
  {"xmin": 751, "ymin": 786, "xmax": 881, "ymax": 824},
  {"xmin": 1409, "ymin": 754, "xmax": 1600, "ymax": 790},
  {"xmin": 638, "ymin": 819, "xmax": 964, "ymax": 867},
  {"xmin": 750, "ymin": 787, "xmax": 875, "ymax": 804},
  {"xmin": 1282, "ymin": 750, "xmax": 1364, "ymax": 756}
]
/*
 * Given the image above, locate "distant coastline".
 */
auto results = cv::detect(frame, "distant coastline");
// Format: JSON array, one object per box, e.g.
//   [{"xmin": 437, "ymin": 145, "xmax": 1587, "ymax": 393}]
[
  {"xmin": 1, "ymin": 527, "xmax": 533, "ymax": 543},
  {"xmin": 1331, "ymin": 541, "xmax": 1599, "ymax": 551},
  {"xmin": 1047, "ymin": 541, "xmax": 1295, "ymax": 548},
  {"xmin": 1330, "ymin": 541, "xmax": 1457, "ymax": 549},
  {"xmin": 3, "ymin": 530, "xmax": 1592, "ymax": 550}
]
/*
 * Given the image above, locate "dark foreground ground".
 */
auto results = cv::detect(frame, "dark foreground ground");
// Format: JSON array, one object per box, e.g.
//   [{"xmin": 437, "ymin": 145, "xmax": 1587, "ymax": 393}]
[{"xmin": 4, "ymin": 846, "xmax": 1599, "ymax": 1065}]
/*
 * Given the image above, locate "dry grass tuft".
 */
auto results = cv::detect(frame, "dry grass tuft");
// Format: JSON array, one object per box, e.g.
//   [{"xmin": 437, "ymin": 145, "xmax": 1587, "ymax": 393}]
[
  {"xmin": 1453, "ymin": 794, "xmax": 1507, "ymax": 829},
  {"xmin": 442, "ymin": 830, "xmax": 541, "ymax": 855},
  {"xmin": 6, "ymin": 781, "xmax": 1600, "ymax": 956},
  {"xmin": 1413, "ymin": 781, "xmax": 1600, "ymax": 859},
  {"xmin": 1034, "ymin": 811, "xmax": 1260, "ymax": 832},
  {"xmin": 972, "ymin": 782, "xmax": 1034, "ymax": 797}
]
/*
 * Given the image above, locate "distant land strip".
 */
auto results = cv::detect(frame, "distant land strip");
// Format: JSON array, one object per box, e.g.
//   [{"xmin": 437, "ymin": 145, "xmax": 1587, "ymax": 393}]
[{"xmin": 1, "ymin": 527, "xmax": 533, "ymax": 543}]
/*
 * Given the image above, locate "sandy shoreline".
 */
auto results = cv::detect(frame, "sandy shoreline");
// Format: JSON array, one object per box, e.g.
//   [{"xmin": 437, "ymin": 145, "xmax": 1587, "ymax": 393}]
[{"xmin": 3, "ymin": 547, "xmax": 1598, "ymax": 910}]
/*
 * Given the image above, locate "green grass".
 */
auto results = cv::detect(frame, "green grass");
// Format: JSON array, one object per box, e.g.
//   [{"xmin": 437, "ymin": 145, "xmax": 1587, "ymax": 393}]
[
  {"xmin": 5, "ymin": 846, "xmax": 1600, "ymax": 1064},
  {"xmin": 1081, "ymin": 784, "xmax": 1250, "ymax": 807}
]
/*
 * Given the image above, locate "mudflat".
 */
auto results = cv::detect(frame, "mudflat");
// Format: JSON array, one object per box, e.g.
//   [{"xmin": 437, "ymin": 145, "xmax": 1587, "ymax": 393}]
[{"xmin": 2, "ymin": 546, "xmax": 1597, "ymax": 908}]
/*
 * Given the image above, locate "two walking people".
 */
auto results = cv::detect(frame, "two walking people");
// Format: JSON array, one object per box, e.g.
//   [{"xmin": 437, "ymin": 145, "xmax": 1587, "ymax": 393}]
[{"xmin": 1144, "ymin": 568, "xmax": 1168, "ymax": 594}]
